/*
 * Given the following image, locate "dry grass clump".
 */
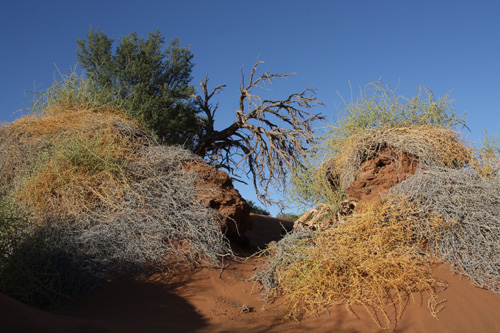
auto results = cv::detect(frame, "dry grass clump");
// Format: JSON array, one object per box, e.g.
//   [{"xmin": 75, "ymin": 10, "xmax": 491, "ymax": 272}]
[
  {"xmin": 280, "ymin": 81, "xmax": 498, "ymax": 328},
  {"xmin": 26, "ymin": 67, "xmax": 124, "ymax": 117},
  {"xmin": 92, "ymin": 144, "xmax": 232, "ymax": 269},
  {"xmin": 324, "ymin": 125, "xmax": 472, "ymax": 191},
  {"xmin": 0, "ymin": 109, "xmax": 152, "ymax": 219},
  {"xmin": 252, "ymin": 229, "xmax": 314, "ymax": 297},
  {"xmin": 290, "ymin": 81, "xmax": 468, "ymax": 210},
  {"xmin": 0, "ymin": 145, "xmax": 232, "ymax": 309},
  {"xmin": 253, "ymin": 198, "xmax": 451, "ymax": 329},
  {"xmin": 0, "ymin": 108, "xmax": 233, "ymax": 308},
  {"xmin": 392, "ymin": 167, "xmax": 500, "ymax": 293},
  {"xmin": 289, "ymin": 126, "xmax": 472, "ymax": 213}
]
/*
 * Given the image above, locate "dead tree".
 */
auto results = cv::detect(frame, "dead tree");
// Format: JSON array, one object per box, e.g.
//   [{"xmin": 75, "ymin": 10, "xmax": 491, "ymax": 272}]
[{"xmin": 193, "ymin": 60, "xmax": 324, "ymax": 205}]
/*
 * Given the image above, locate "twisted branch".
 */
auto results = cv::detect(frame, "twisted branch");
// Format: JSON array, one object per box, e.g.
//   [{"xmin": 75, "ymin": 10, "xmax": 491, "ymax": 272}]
[{"xmin": 194, "ymin": 60, "xmax": 324, "ymax": 205}]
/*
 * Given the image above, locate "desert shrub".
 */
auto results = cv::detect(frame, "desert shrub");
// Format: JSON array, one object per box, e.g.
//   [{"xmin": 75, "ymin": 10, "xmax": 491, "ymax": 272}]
[
  {"xmin": 290, "ymin": 125, "xmax": 472, "ymax": 214},
  {"xmin": 86, "ymin": 144, "xmax": 232, "ymax": 270},
  {"xmin": 26, "ymin": 67, "xmax": 126, "ymax": 117},
  {"xmin": 290, "ymin": 81, "xmax": 468, "ymax": 210},
  {"xmin": 0, "ymin": 195, "xmax": 82, "ymax": 309},
  {"xmin": 0, "ymin": 144, "xmax": 233, "ymax": 309},
  {"xmin": 472, "ymin": 129, "xmax": 500, "ymax": 179},
  {"xmin": 331, "ymin": 80, "xmax": 466, "ymax": 143},
  {"xmin": 253, "ymin": 198, "xmax": 451, "ymax": 329},
  {"xmin": 0, "ymin": 228, "xmax": 101, "ymax": 309},
  {"xmin": 392, "ymin": 167, "xmax": 500, "ymax": 293},
  {"xmin": 0, "ymin": 108, "xmax": 233, "ymax": 309},
  {"xmin": 324, "ymin": 125, "xmax": 472, "ymax": 191},
  {"xmin": 0, "ymin": 109, "xmax": 150, "ymax": 220},
  {"xmin": 270, "ymin": 80, "xmax": 497, "ymax": 328},
  {"xmin": 252, "ymin": 229, "xmax": 313, "ymax": 296},
  {"xmin": 0, "ymin": 194, "xmax": 29, "ymax": 269}
]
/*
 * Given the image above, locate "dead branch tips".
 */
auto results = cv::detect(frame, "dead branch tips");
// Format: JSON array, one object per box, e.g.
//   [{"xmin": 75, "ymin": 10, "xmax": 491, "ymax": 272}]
[{"xmin": 194, "ymin": 60, "xmax": 324, "ymax": 206}]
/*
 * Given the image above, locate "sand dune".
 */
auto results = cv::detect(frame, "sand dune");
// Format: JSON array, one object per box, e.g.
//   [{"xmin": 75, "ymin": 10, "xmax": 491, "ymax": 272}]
[{"xmin": 1, "ymin": 214, "xmax": 499, "ymax": 332}]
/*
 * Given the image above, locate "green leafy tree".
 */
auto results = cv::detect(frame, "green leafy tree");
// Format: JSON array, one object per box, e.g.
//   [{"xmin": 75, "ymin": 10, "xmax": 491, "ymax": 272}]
[
  {"xmin": 76, "ymin": 27, "xmax": 198, "ymax": 145},
  {"xmin": 76, "ymin": 30, "xmax": 324, "ymax": 206}
]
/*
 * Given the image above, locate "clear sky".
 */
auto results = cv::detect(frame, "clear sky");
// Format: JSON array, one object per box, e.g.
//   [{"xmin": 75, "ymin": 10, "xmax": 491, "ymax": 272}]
[{"xmin": 1, "ymin": 0, "xmax": 499, "ymax": 215}]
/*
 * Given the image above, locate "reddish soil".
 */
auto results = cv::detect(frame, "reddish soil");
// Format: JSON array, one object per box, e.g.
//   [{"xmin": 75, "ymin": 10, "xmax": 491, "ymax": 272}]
[
  {"xmin": 184, "ymin": 160, "xmax": 252, "ymax": 244},
  {"xmin": 345, "ymin": 149, "xmax": 418, "ymax": 205},
  {"xmin": 1, "ymin": 214, "xmax": 500, "ymax": 332}
]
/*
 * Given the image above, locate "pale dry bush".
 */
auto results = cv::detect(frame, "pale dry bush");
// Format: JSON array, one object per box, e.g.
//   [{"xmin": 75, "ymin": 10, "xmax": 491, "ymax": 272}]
[
  {"xmin": 392, "ymin": 167, "xmax": 500, "ymax": 293},
  {"xmin": 17, "ymin": 144, "xmax": 232, "ymax": 280},
  {"xmin": 0, "ymin": 110, "xmax": 233, "ymax": 308}
]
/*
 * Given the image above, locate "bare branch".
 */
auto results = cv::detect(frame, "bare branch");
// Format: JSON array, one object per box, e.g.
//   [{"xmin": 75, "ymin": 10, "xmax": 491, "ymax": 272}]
[{"xmin": 194, "ymin": 60, "xmax": 325, "ymax": 207}]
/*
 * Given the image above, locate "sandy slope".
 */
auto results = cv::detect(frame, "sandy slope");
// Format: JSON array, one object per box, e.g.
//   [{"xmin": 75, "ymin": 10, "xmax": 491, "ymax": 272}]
[{"xmin": 1, "ymin": 214, "xmax": 499, "ymax": 332}]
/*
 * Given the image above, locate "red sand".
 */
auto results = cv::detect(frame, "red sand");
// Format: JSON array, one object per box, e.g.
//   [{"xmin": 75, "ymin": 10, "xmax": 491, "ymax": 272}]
[{"xmin": 1, "ymin": 214, "xmax": 499, "ymax": 332}]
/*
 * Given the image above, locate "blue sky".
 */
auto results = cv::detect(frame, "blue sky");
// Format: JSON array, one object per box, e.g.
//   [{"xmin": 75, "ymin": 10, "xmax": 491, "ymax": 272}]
[{"xmin": 1, "ymin": 0, "xmax": 499, "ymax": 215}]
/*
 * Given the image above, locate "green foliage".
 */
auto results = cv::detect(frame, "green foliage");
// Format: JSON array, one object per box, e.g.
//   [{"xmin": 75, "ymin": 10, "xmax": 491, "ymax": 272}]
[
  {"xmin": 475, "ymin": 129, "xmax": 500, "ymax": 178},
  {"xmin": 76, "ymin": 27, "xmax": 198, "ymax": 145},
  {"xmin": 288, "ymin": 161, "xmax": 346, "ymax": 217},
  {"xmin": 27, "ymin": 67, "xmax": 121, "ymax": 115},
  {"xmin": 0, "ymin": 194, "xmax": 28, "ymax": 269},
  {"xmin": 38, "ymin": 128, "xmax": 126, "ymax": 177},
  {"xmin": 289, "ymin": 80, "xmax": 469, "ymax": 210},
  {"xmin": 247, "ymin": 200, "xmax": 271, "ymax": 216},
  {"xmin": 480, "ymin": 129, "xmax": 500, "ymax": 155},
  {"xmin": 331, "ymin": 80, "xmax": 467, "ymax": 145},
  {"xmin": 0, "ymin": 195, "xmax": 71, "ymax": 309}
]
